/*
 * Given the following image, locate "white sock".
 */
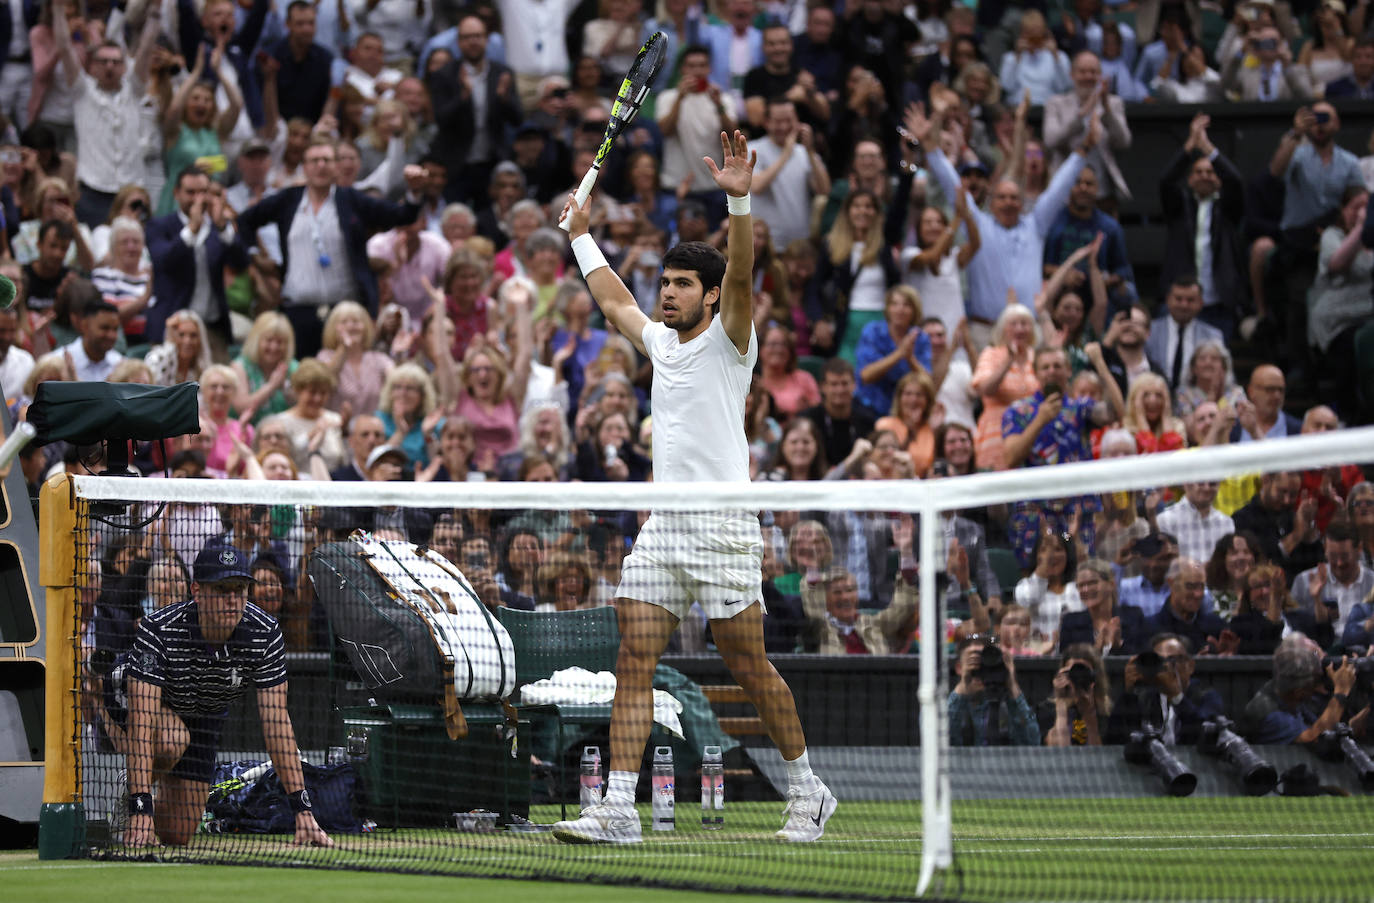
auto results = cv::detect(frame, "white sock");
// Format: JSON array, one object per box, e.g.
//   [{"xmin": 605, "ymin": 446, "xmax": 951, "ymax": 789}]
[
  {"xmin": 604, "ymin": 770, "xmax": 637, "ymax": 810},
  {"xmin": 784, "ymin": 749, "xmax": 815, "ymax": 791}
]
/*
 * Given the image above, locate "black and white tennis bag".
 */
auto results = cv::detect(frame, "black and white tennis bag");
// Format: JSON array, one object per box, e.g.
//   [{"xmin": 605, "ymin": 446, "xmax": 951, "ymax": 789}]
[{"xmin": 307, "ymin": 535, "xmax": 516, "ymax": 738}]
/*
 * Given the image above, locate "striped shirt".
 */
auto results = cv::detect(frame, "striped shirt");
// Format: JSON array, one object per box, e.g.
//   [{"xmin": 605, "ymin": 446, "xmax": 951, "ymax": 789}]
[
  {"xmin": 128, "ymin": 600, "xmax": 287, "ymax": 715},
  {"xmin": 91, "ymin": 264, "xmax": 151, "ymax": 341}
]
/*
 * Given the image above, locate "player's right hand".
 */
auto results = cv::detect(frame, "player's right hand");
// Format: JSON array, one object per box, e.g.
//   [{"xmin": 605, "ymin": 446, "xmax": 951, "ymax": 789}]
[
  {"xmin": 560, "ymin": 193, "xmax": 593, "ymax": 238},
  {"xmin": 294, "ymin": 812, "xmax": 335, "ymax": 847},
  {"xmin": 125, "ymin": 813, "xmax": 157, "ymax": 848}
]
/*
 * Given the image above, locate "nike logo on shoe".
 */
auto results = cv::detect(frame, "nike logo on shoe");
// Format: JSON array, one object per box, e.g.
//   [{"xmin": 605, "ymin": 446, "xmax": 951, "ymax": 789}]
[{"xmin": 810, "ymin": 802, "xmax": 824, "ymax": 827}]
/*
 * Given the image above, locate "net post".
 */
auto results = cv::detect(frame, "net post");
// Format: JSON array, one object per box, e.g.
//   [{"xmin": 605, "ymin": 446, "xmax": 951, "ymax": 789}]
[
  {"xmin": 916, "ymin": 502, "xmax": 951, "ymax": 896},
  {"xmin": 38, "ymin": 473, "xmax": 83, "ymax": 859}
]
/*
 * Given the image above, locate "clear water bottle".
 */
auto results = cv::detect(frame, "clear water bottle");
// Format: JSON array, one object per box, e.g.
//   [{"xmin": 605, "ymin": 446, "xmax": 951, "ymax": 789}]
[
  {"xmin": 651, "ymin": 746, "xmax": 675, "ymax": 831},
  {"xmin": 701, "ymin": 745, "xmax": 723, "ymax": 829},
  {"xmin": 579, "ymin": 746, "xmax": 602, "ymax": 812}
]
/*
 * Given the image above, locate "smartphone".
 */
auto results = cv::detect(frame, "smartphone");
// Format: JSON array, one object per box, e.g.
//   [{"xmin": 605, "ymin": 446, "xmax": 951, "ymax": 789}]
[
  {"xmin": 695, "ymin": 76, "xmax": 708, "ymax": 93},
  {"xmin": 1315, "ymin": 110, "xmax": 1332, "ymax": 125},
  {"xmin": 1255, "ymin": 38, "xmax": 1278, "ymax": 51}
]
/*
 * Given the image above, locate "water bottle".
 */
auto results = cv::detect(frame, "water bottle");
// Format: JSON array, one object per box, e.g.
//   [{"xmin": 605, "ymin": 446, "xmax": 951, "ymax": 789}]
[
  {"xmin": 701, "ymin": 745, "xmax": 723, "ymax": 829},
  {"xmin": 651, "ymin": 746, "xmax": 675, "ymax": 831},
  {"xmin": 579, "ymin": 746, "xmax": 603, "ymax": 812}
]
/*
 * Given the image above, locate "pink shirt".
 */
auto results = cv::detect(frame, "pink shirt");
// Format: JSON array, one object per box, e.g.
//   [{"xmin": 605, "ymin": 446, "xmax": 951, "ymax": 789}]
[
  {"xmin": 760, "ymin": 368, "xmax": 821, "ymax": 419},
  {"xmin": 456, "ymin": 392, "xmax": 519, "ymax": 459},
  {"xmin": 206, "ymin": 418, "xmax": 253, "ymax": 477},
  {"xmin": 366, "ymin": 229, "xmax": 450, "ymax": 322}
]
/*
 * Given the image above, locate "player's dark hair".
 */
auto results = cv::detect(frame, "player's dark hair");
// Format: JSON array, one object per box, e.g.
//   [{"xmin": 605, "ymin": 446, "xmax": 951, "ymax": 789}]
[{"xmin": 662, "ymin": 241, "xmax": 727, "ymax": 298}]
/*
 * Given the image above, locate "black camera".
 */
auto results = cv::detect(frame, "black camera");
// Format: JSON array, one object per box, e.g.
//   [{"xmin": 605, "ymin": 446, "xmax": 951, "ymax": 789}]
[
  {"xmin": 1320, "ymin": 649, "xmax": 1374, "ymax": 693},
  {"xmin": 1199, "ymin": 717, "xmax": 1277, "ymax": 796},
  {"xmin": 976, "ymin": 639, "xmax": 1008, "ymax": 694},
  {"xmin": 1313, "ymin": 723, "xmax": 1374, "ymax": 791},
  {"xmin": 1067, "ymin": 662, "xmax": 1095, "ymax": 692},
  {"xmin": 1134, "ymin": 650, "xmax": 1165, "ymax": 684},
  {"xmin": 1124, "ymin": 725, "xmax": 1197, "ymax": 797}
]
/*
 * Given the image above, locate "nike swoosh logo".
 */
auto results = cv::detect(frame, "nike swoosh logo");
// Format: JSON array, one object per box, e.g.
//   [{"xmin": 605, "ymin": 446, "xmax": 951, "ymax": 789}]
[
  {"xmin": 810, "ymin": 803, "xmax": 823, "ymax": 827},
  {"xmin": 724, "ymin": 599, "xmax": 749, "ymax": 606}
]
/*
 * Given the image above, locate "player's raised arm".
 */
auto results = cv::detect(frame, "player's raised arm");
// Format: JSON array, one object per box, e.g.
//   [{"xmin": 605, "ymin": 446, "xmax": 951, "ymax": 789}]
[
  {"xmin": 705, "ymin": 130, "xmax": 756, "ymax": 354},
  {"xmin": 561, "ymin": 194, "xmax": 651, "ymax": 356}
]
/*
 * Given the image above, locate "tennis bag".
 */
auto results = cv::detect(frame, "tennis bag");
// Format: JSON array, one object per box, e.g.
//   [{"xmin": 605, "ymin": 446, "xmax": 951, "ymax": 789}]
[{"xmin": 307, "ymin": 536, "xmax": 517, "ymax": 739}]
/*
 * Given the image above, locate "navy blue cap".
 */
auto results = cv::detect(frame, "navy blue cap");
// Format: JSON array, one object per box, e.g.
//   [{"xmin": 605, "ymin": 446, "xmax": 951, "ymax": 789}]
[
  {"xmin": 958, "ymin": 160, "xmax": 990, "ymax": 176},
  {"xmin": 194, "ymin": 539, "xmax": 255, "ymax": 584}
]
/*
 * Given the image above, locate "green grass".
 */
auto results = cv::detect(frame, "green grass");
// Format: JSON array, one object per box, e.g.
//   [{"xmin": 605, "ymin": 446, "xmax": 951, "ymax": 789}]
[{"xmin": 9, "ymin": 798, "xmax": 1374, "ymax": 902}]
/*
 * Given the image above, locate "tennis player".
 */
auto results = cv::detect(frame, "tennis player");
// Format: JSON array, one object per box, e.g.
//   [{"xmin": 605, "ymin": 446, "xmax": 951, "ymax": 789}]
[
  {"xmin": 122, "ymin": 538, "xmax": 331, "ymax": 848},
  {"xmin": 553, "ymin": 131, "xmax": 836, "ymax": 844}
]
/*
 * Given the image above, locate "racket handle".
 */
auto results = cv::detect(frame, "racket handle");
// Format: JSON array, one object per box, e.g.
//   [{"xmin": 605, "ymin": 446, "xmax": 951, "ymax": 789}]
[{"xmin": 558, "ymin": 166, "xmax": 601, "ymax": 232}]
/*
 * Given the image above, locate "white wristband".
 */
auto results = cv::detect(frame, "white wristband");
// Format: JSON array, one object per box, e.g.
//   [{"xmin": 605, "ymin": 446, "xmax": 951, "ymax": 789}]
[
  {"xmin": 727, "ymin": 193, "xmax": 751, "ymax": 216},
  {"xmin": 571, "ymin": 233, "xmax": 609, "ymax": 277}
]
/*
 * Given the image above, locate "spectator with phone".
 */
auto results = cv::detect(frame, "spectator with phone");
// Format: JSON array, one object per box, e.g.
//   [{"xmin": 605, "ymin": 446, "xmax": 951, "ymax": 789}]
[
  {"xmin": 1000, "ymin": 344, "xmax": 1123, "ymax": 565},
  {"xmin": 1107, "ymin": 633, "xmax": 1226, "ymax": 745},
  {"xmin": 1221, "ymin": 26, "xmax": 1314, "ymax": 101},
  {"xmin": 655, "ymin": 45, "xmax": 737, "ymax": 223}
]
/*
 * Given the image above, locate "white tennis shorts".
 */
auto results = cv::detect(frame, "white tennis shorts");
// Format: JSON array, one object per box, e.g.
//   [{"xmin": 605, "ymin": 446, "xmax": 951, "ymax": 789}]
[{"xmin": 616, "ymin": 511, "xmax": 765, "ymax": 621}]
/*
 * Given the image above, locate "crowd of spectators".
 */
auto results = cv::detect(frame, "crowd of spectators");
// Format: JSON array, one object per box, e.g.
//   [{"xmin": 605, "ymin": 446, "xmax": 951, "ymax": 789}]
[{"xmin": 14, "ymin": 0, "xmax": 1374, "ymax": 750}]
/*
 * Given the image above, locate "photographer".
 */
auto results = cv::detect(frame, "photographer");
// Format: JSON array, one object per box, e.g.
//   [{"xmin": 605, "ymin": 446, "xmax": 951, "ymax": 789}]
[
  {"xmin": 1042, "ymin": 644, "xmax": 1111, "ymax": 746},
  {"xmin": 948, "ymin": 634, "xmax": 1040, "ymax": 747},
  {"xmin": 1107, "ymin": 633, "xmax": 1225, "ymax": 745},
  {"xmin": 1239, "ymin": 634, "xmax": 1371, "ymax": 744}
]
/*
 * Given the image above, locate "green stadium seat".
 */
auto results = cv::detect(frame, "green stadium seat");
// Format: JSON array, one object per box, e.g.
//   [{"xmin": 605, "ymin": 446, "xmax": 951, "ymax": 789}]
[
  {"xmin": 987, "ymin": 548, "xmax": 1024, "ymax": 599},
  {"xmin": 497, "ymin": 605, "xmax": 621, "ymax": 818},
  {"xmin": 798, "ymin": 354, "xmax": 826, "ymax": 382},
  {"xmin": 1200, "ymin": 4, "xmax": 1227, "ymax": 58}
]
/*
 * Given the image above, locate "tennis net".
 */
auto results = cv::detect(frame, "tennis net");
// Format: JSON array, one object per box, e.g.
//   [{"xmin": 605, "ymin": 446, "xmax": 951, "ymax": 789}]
[{"xmin": 38, "ymin": 426, "xmax": 1374, "ymax": 901}]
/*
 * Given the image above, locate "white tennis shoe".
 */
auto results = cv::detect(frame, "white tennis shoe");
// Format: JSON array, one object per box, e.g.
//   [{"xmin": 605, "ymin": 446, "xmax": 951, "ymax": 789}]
[
  {"xmin": 776, "ymin": 780, "xmax": 837, "ymax": 842},
  {"xmin": 552, "ymin": 803, "xmax": 643, "ymax": 844}
]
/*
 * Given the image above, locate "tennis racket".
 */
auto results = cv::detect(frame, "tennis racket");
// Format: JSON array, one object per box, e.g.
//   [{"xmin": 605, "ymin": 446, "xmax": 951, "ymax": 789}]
[{"xmin": 558, "ymin": 31, "xmax": 667, "ymax": 231}]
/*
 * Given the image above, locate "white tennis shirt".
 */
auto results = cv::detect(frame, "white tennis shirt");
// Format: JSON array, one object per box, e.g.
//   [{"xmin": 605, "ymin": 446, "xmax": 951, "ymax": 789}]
[{"xmin": 641, "ymin": 314, "xmax": 756, "ymax": 484}]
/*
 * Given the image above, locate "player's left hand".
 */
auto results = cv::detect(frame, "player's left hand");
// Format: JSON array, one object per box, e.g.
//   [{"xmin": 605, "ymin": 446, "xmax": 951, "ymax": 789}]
[
  {"xmin": 704, "ymin": 130, "xmax": 756, "ymax": 198},
  {"xmin": 294, "ymin": 811, "xmax": 334, "ymax": 847}
]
